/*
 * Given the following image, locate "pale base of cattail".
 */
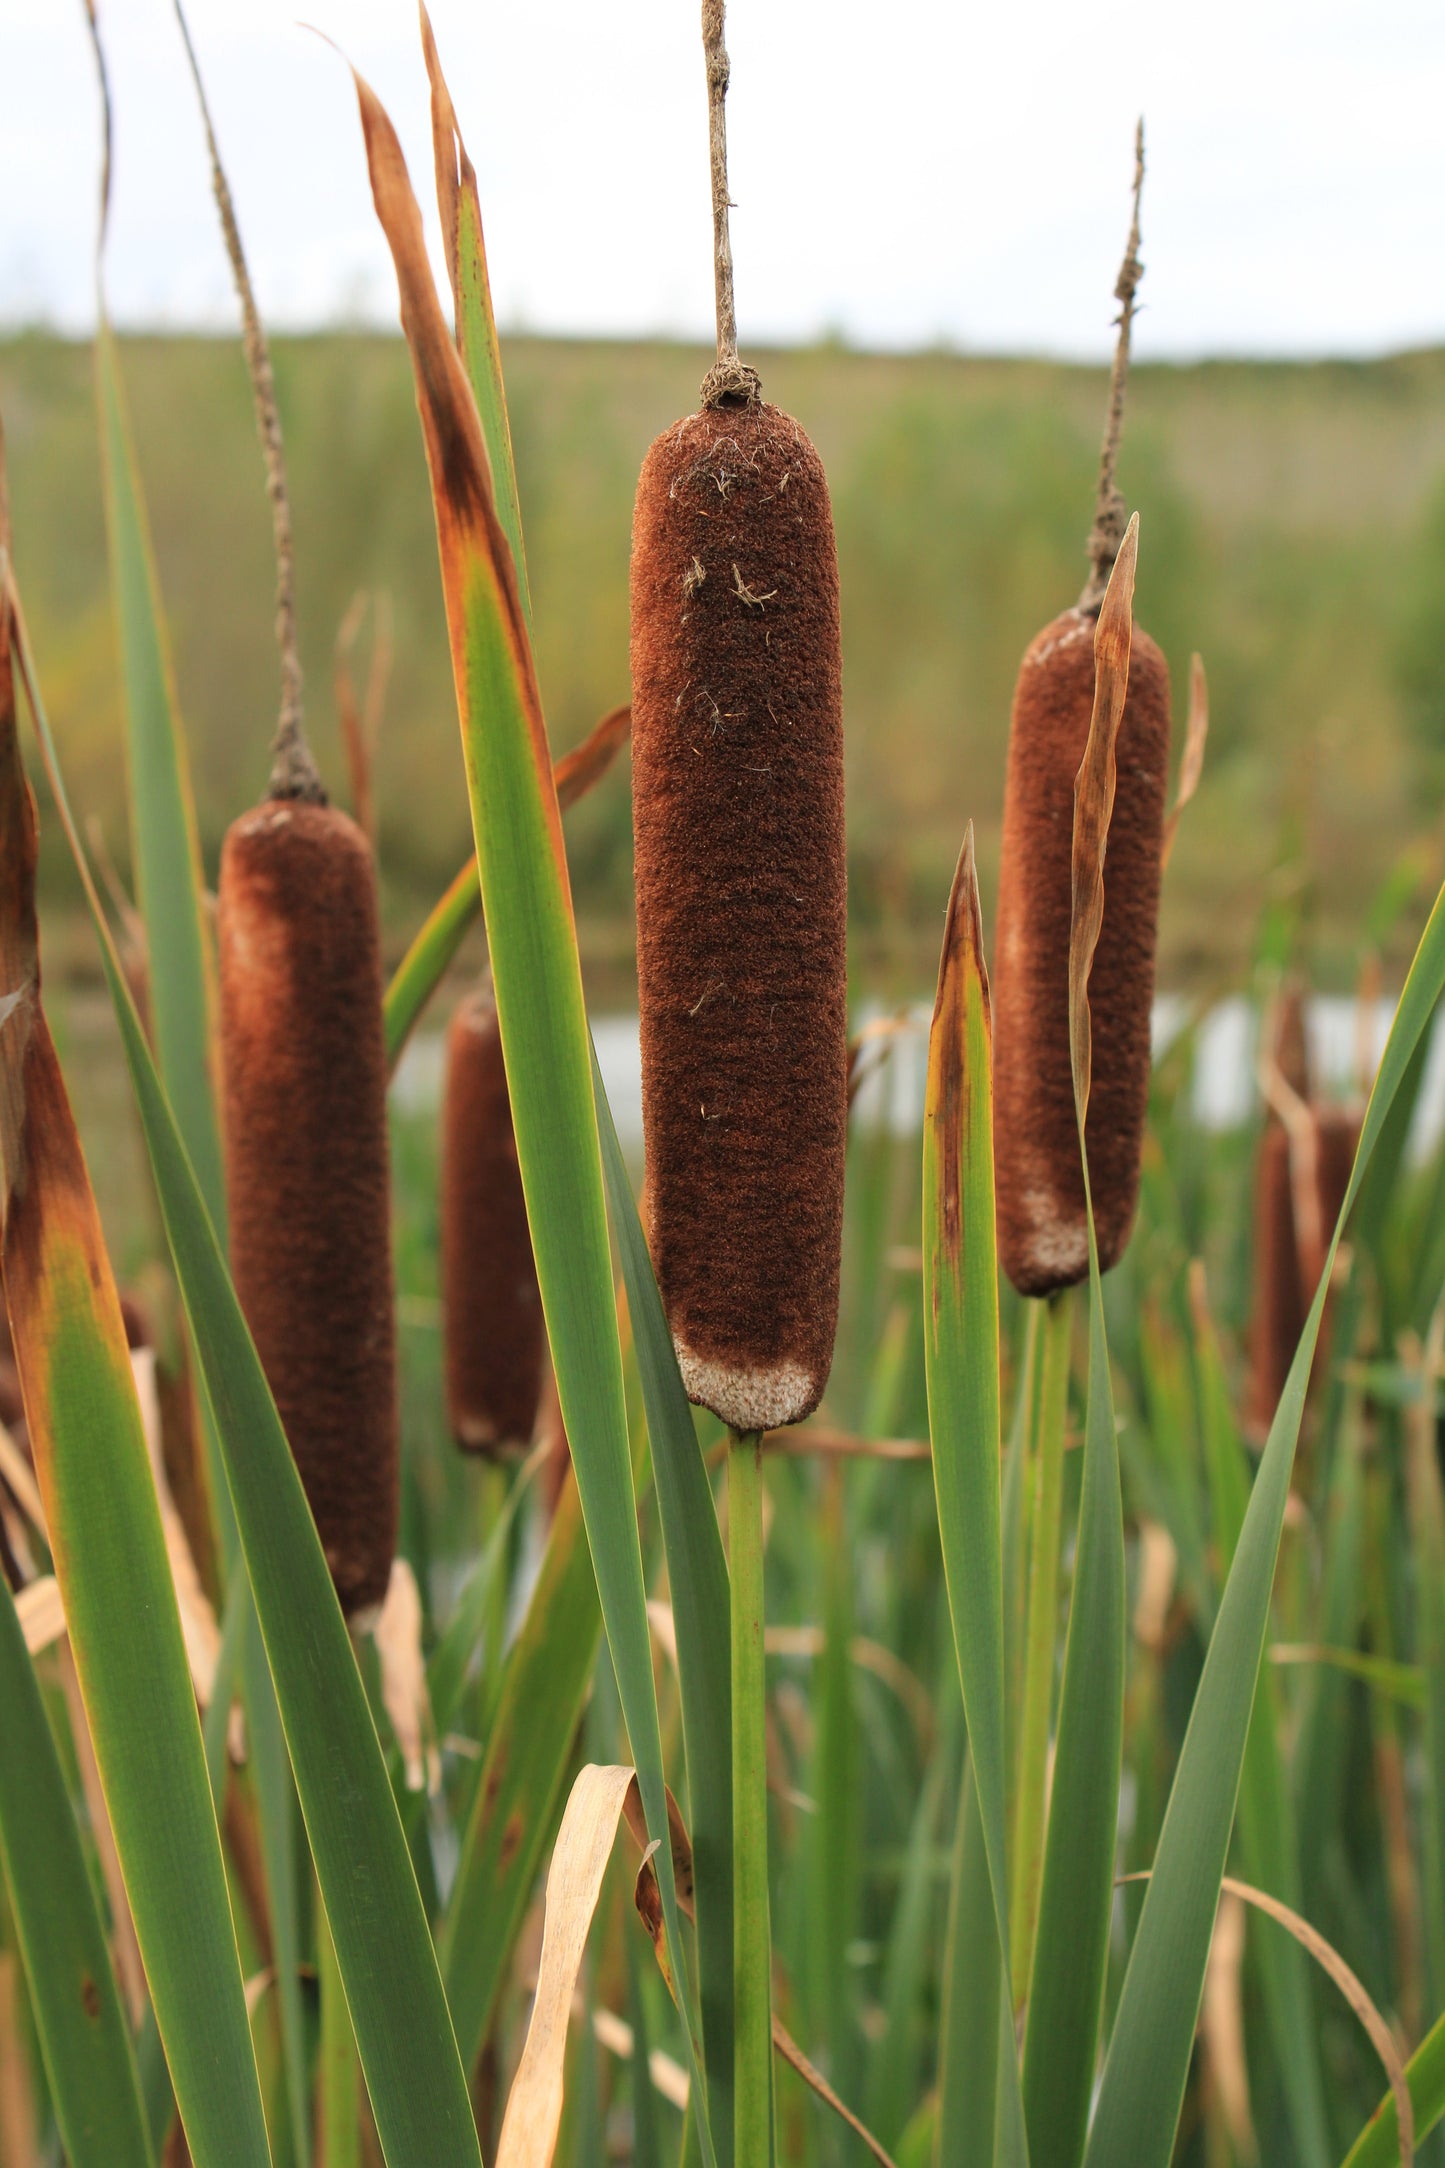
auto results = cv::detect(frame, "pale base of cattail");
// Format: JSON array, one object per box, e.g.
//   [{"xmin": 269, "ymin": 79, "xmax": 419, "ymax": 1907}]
[{"xmin": 675, "ymin": 1347, "xmax": 814, "ymax": 1436}]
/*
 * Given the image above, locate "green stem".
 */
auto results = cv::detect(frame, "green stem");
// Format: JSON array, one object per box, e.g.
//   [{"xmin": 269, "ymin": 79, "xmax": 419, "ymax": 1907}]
[
  {"xmin": 1009, "ymin": 1287, "xmax": 1073, "ymax": 2006},
  {"xmin": 729, "ymin": 1427, "xmax": 772, "ymax": 2167}
]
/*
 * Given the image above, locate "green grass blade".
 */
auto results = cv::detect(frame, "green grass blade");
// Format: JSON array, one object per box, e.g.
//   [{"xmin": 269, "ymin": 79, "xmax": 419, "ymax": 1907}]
[
  {"xmin": 13, "ymin": 600, "xmax": 483, "ymax": 2168},
  {"xmin": 350, "ymin": 76, "xmax": 711, "ymax": 2157},
  {"xmin": 3, "ymin": 568, "xmax": 272, "ymax": 2168},
  {"xmin": 1193, "ymin": 1283, "xmax": 1331, "ymax": 2168},
  {"xmin": 593, "ymin": 1041, "xmax": 735, "ymax": 2168},
  {"xmin": 1085, "ymin": 872, "xmax": 1445, "ymax": 2168},
  {"xmin": 922, "ymin": 828, "xmax": 1028, "ymax": 2168},
  {"xmin": 384, "ymin": 856, "xmax": 479, "ymax": 1072},
  {"xmin": 0, "ymin": 1579, "xmax": 154, "ymax": 2168},
  {"xmin": 94, "ymin": 322, "xmax": 225, "ymax": 1236},
  {"xmin": 318, "ymin": 1897, "xmax": 361, "ymax": 2168},
  {"xmin": 1021, "ymin": 1239, "xmax": 1124, "ymax": 2168},
  {"xmin": 425, "ymin": 1441, "xmax": 542, "ymax": 1738},
  {"xmin": 1343, "ymin": 2008, "xmax": 1445, "ymax": 2167},
  {"xmin": 934, "ymin": 1753, "xmax": 1000, "ymax": 2168},
  {"xmin": 439, "ymin": 1473, "xmax": 604, "ymax": 2069},
  {"xmin": 1010, "ymin": 1287, "xmax": 1071, "ymax": 2002},
  {"xmin": 240, "ymin": 1607, "xmax": 311, "ymax": 2168}
]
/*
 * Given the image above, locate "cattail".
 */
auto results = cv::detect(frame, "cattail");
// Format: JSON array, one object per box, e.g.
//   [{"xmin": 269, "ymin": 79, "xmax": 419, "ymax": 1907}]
[
  {"xmin": 993, "ymin": 124, "xmax": 1171, "ymax": 1298},
  {"xmin": 179, "ymin": 10, "xmax": 398, "ymax": 1619},
  {"xmin": 1246, "ymin": 1121, "xmax": 1307, "ymax": 1435},
  {"xmin": 439, "ymin": 981, "xmax": 544, "ymax": 1455},
  {"xmin": 628, "ymin": 8, "xmax": 847, "ymax": 1436},
  {"xmin": 219, "ymin": 802, "xmax": 397, "ymax": 1616}
]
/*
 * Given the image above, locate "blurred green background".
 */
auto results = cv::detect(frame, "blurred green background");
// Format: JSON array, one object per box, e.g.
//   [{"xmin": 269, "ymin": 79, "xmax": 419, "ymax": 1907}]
[{"xmin": 6, "ymin": 328, "xmax": 1445, "ymax": 998}]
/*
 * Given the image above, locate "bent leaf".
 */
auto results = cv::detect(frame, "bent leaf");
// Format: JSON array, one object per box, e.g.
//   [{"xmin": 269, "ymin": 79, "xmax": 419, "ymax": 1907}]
[
  {"xmin": 1085, "ymin": 868, "xmax": 1445, "ymax": 2168},
  {"xmin": 0, "ymin": 1576, "xmax": 154, "ymax": 2168},
  {"xmin": 348, "ymin": 68, "xmax": 709, "ymax": 2155},
  {"xmin": 922, "ymin": 825, "xmax": 1028, "ymax": 2166},
  {"xmin": 8, "ymin": 574, "xmax": 482, "ymax": 2168},
  {"xmin": 0, "ymin": 549, "xmax": 269, "ymax": 2168}
]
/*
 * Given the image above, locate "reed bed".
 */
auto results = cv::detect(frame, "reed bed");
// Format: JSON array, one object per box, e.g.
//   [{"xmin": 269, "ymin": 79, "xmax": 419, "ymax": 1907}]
[{"xmin": 0, "ymin": 10, "xmax": 1443, "ymax": 2168}]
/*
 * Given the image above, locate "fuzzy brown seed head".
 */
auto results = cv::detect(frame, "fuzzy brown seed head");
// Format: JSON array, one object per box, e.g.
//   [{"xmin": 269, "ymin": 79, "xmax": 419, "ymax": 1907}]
[
  {"xmin": 218, "ymin": 799, "xmax": 397, "ymax": 1620},
  {"xmin": 993, "ymin": 608, "xmax": 1172, "ymax": 1297},
  {"xmin": 630, "ymin": 400, "xmax": 847, "ymax": 1431},
  {"xmin": 439, "ymin": 983, "xmax": 544, "ymax": 1457}
]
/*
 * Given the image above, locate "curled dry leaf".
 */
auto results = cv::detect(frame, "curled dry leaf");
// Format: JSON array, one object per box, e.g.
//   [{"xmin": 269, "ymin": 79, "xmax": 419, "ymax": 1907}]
[
  {"xmin": 494, "ymin": 1763, "xmax": 637, "ymax": 2168},
  {"xmin": 1121, "ymin": 1868, "xmax": 1414, "ymax": 2167},
  {"xmin": 1161, "ymin": 651, "xmax": 1208, "ymax": 868},
  {"xmin": 1068, "ymin": 511, "xmax": 1139, "ymax": 1130},
  {"xmin": 1201, "ymin": 1890, "xmax": 1256, "ymax": 2162},
  {"xmin": 374, "ymin": 1555, "xmax": 440, "ymax": 1794}
]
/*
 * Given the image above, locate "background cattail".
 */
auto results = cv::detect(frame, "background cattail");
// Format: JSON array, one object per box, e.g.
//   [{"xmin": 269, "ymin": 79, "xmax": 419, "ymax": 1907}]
[
  {"xmin": 178, "ymin": 13, "xmax": 400, "ymax": 1621},
  {"xmin": 992, "ymin": 125, "xmax": 1171, "ymax": 1298},
  {"xmin": 439, "ymin": 980, "xmax": 545, "ymax": 1456},
  {"xmin": 219, "ymin": 801, "xmax": 397, "ymax": 1618},
  {"xmin": 1246, "ymin": 983, "xmax": 1363, "ymax": 1436}
]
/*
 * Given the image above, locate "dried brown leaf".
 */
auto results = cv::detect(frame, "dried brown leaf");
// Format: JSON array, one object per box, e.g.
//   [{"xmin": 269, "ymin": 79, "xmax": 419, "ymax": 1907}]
[
  {"xmin": 1068, "ymin": 512, "xmax": 1139, "ymax": 1128},
  {"xmin": 1162, "ymin": 650, "xmax": 1208, "ymax": 868}
]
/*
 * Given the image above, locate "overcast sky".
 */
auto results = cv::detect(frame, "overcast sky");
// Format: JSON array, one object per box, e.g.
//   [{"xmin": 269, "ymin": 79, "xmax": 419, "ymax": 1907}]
[{"xmin": 5, "ymin": 0, "xmax": 1444, "ymax": 359}]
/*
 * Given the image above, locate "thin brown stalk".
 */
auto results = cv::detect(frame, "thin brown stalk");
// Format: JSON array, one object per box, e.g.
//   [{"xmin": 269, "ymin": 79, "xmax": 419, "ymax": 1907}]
[
  {"xmin": 699, "ymin": 0, "xmax": 760, "ymax": 408},
  {"xmin": 171, "ymin": 1, "xmax": 321, "ymax": 802},
  {"xmin": 1080, "ymin": 120, "xmax": 1145, "ymax": 609}
]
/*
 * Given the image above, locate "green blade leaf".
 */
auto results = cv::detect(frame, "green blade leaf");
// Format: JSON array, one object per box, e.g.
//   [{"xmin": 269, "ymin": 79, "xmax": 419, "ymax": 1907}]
[
  {"xmin": 2, "ymin": 547, "xmax": 271, "ymax": 2168},
  {"xmin": 0, "ymin": 1579, "xmax": 155, "ymax": 2168},
  {"xmin": 922, "ymin": 826, "xmax": 1028, "ymax": 2168},
  {"xmin": 1343, "ymin": 2007, "xmax": 1445, "ymax": 2167},
  {"xmin": 1021, "ymin": 1246, "xmax": 1124, "ymax": 2168},
  {"xmin": 11, "ymin": 586, "xmax": 483, "ymax": 2168},
  {"xmin": 592, "ymin": 1039, "xmax": 735, "ymax": 2167},
  {"xmin": 439, "ymin": 1472, "xmax": 605, "ymax": 2069},
  {"xmin": 1085, "ymin": 871, "xmax": 1445, "ymax": 2168},
  {"xmin": 348, "ymin": 72, "xmax": 711, "ymax": 2158},
  {"xmin": 95, "ymin": 322, "xmax": 225, "ymax": 1236}
]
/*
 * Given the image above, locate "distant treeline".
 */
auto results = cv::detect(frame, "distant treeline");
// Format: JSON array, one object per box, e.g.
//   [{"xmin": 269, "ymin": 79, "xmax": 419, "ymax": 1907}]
[{"xmin": 6, "ymin": 329, "xmax": 1445, "ymax": 993}]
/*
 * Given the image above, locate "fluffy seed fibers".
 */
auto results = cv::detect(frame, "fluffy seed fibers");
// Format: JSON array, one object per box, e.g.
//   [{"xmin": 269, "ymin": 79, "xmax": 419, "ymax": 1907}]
[
  {"xmin": 630, "ymin": 400, "xmax": 847, "ymax": 1432},
  {"xmin": 440, "ymin": 984, "xmax": 544, "ymax": 1456},
  {"xmin": 219, "ymin": 800, "xmax": 397, "ymax": 1620},
  {"xmin": 993, "ymin": 608, "xmax": 1172, "ymax": 1297}
]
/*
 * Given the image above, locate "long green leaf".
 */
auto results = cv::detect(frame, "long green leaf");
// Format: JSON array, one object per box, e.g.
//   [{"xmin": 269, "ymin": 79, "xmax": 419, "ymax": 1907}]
[
  {"xmin": 349, "ymin": 74, "xmax": 711, "ymax": 2156},
  {"xmin": 1085, "ymin": 872, "xmax": 1445, "ymax": 2168},
  {"xmin": 922, "ymin": 826, "xmax": 1028, "ymax": 2167},
  {"xmin": 1343, "ymin": 2009, "xmax": 1445, "ymax": 2167},
  {"xmin": 94, "ymin": 323, "xmax": 225, "ymax": 1235},
  {"xmin": 592, "ymin": 1039, "xmax": 735, "ymax": 2167},
  {"xmin": 934, "ymin": 1753, "xmax": 1001, "ymax": 2168},
  {"xmin": 1021, "ymin": 1242, "xmax": 1124, "ymax": 2168},
  {"xmin": 439, "ymin": 1470, "xmax": 605, "ymax": 2068},
  {"xmin": 0, "ymin": 1579, "xmax": 154, "ymax": 2168},
  {"xmin": 11, "ymin": 588, "xmax": 482, "ymax": 2168},
  {"xmin": 2, "ymin": 554, "xmax": 271, "ymax": 2168}
]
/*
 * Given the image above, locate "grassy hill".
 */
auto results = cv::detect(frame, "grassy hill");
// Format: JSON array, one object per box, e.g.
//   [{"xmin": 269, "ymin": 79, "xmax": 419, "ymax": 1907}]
[{"xmin": 5, "ymin": 329, "xmax": 1445, "ymax": 997}]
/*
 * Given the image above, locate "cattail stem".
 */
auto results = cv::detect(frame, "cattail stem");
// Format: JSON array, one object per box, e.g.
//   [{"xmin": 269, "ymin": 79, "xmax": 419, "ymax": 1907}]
[
  {"xmin": 172, "ymin": 0, "xmax": 321, "ymax": 803},
  {"xmin": 1009, "ymin": 1286, "xmax": 1072, "ymax": 2005},
  {"xmin": 700, "ymin": 1, "xmax": 760, "ymax": 410},
  {"xmin": 728, "ymin": 1424, "xmax": 772, "ymax": 2165},
  {"xmin": 1080, "ymin": 120, "xmax": 1145, "ymax": 611}
]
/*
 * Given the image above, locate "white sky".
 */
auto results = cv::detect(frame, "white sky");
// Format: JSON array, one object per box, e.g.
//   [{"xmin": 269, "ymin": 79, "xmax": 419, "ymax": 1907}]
[{"xmin": 4, "ymin": 0, "xmax": 1444, "ymax": 359}]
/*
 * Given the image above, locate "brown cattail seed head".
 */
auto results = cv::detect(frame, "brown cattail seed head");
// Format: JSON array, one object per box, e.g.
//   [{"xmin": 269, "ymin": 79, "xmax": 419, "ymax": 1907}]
[
  {"xmin": 993, "ymin": 608, "xmax": 1172, "ymax": 1296},
  {"xmin": 439, "ymin": 983, "xmax": 545, "ymax": 1456},
  {"xmin": 630, "ymin": 401, "xmax": 847, "ymax": 1432},
  {"xmin": 218, "ymin": 799, "xmax": 397, "ymax": 1620}
]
